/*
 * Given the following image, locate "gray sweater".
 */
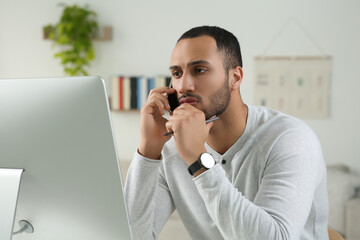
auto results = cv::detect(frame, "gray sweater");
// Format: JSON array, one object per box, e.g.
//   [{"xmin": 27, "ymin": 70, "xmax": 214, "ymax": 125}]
[{"xmin": 124, "ymin": 105, "xmax": 328, "ymax": 240}]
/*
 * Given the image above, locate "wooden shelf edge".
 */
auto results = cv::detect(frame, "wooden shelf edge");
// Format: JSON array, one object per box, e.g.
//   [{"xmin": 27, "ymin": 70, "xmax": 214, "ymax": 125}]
[{"xmin": 43, "ymin": 25, "xmax": 112, "ymax": 41}]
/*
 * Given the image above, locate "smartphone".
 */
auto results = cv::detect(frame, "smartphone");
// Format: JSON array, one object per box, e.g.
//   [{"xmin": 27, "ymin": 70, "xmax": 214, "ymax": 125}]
[
  {"xmin": 167, "ymin": 78, "xmax": 180, "ymax": 112},
  {"xmin": 167, "ymin": 90, "xmax": 179, "ymax": 112}
]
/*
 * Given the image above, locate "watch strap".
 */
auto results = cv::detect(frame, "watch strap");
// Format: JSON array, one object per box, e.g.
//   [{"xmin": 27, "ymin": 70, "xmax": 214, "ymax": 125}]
[{"xmin": 188, "ymin": 160, "xmax": 202, "ymax": 176}]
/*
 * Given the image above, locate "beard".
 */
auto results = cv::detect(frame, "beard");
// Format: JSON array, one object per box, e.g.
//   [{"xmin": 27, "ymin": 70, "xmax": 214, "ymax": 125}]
[
  {"xmin": 203, "ymin": 74, "xmax": 231, "ymax": 119},
  {"xmin": 179, "ymin": 74, "xmax": 231, "ymax": 120}
]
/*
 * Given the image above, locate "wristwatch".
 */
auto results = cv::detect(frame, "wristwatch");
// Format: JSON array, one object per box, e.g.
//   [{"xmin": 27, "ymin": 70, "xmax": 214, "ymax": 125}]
[{"xmin": 188, "ymin": 152, "xmax": 216, "ymax": 176}]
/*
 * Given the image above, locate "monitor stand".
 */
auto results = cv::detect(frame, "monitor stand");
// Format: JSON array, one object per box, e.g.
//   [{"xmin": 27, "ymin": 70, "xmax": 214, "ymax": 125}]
[{"xmin": 0, "ymin": 168, "xmax": 26, "ymax": 240}]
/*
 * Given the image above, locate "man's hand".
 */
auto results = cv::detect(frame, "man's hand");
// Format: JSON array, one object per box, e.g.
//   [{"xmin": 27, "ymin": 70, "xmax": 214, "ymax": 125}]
[
  {"xmin": 165, "ymin": 103, "xmax": 214, "ymax": 165},
  {"xmin": 139, "ymin": 87, "xmax": 175, "ymax": 159}
]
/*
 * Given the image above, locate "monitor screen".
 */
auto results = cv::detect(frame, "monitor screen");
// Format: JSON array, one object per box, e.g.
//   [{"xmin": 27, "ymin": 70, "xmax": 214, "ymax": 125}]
[{"xmin": 0, "ymin": 76, "xmax": 132, "ymax": 240}]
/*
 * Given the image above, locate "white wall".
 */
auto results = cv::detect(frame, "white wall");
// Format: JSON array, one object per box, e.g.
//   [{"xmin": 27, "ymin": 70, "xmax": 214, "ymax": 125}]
[{"xmin": 1, "ymin": 0, "xmax": 359, "ymax": 172}]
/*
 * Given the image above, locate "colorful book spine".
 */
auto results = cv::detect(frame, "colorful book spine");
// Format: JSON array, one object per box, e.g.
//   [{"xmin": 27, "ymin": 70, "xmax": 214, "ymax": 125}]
[
  {"xmin": 130, "ymin": 77, "xmax": 138, "ymax": 109},
  {"xmin": 123, "ymin": 77, "xmax": 131, "ymax": 111},
  {"xmin": 118, "ymin": 76, "xmax": 123, "ymax": 110},
  {"xmin": 111, "ymin": 76, "xmax": 119, "ymax": 110},
  {"xmin": 147, "ymin": 77, "xmax": 155, "ymax": 96},
  {"xmin": 155, "ymin": 75, "xmax": 166, "ymax": 88},
  {"xmin": 137, "ymin": 77, "xmax": 142, "ymax": 110},
  {"xmin": 137, "ymin": 77, "xmax": 148, "ymax": 110},
  {"xmin": 140, "ymin": 76, "xmax": 148, "ymax": 109},
  {"xmin": 165, "ymin": 77, "xmax": 172, "ymax": 87}
]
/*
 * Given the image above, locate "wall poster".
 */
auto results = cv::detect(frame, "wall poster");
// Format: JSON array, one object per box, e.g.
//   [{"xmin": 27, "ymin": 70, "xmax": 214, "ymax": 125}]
[{"xmin": 254, "ymin": 56, "xmax": 332, "ymax": 118}]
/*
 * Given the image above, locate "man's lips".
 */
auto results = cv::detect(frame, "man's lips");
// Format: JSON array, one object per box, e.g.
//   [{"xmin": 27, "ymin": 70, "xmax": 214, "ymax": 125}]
[{"xmin": 179, "ymin": 97, "xmax": 199, "ymax": 105}]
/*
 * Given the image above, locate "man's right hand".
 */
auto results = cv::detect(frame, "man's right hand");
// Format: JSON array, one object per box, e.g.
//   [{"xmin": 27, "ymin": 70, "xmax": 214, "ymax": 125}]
[{"xmin": 138, "ymin": 87, "xmax": 176, "ymax": 159}]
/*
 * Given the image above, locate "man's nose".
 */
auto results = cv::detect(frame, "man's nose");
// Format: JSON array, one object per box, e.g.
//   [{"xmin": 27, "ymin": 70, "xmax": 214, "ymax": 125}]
[{"xmin": 178, "ymin": 71, "xmax": 195, "ymax": 93}]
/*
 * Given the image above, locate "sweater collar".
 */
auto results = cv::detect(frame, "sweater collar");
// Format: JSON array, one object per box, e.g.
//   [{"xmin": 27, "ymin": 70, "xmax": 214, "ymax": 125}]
[{"xmin": 205, "ymin": 105, "xmax": 254, "ymax": 162}]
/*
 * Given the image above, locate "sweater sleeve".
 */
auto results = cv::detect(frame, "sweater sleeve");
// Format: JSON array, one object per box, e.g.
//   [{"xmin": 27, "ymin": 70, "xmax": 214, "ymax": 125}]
[
  {"xmin": 124, "ymin": 151, "xmax": 175, "ymax": 240},
  {"xmin": 193, "ymin": 127, "xmax": 326, "ymax": 240}
]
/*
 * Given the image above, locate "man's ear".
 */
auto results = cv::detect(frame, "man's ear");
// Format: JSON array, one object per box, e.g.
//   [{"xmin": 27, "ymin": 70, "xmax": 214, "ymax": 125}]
[{"xmin": 230, "ymin": 66, "xmax": 243, "ymax": 90}]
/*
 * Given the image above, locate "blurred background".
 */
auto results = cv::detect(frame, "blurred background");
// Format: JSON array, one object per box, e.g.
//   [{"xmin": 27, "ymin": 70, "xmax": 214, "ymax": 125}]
[{"xmin": 1, "ymin": 0, "xmax": 359, "ymax": 238}]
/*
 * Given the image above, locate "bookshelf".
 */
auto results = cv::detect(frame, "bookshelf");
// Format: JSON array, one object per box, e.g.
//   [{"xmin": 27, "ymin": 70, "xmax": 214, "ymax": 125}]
[{"xmin": 110, "ymin": 75, "xmax": 171, "ymax": 111}]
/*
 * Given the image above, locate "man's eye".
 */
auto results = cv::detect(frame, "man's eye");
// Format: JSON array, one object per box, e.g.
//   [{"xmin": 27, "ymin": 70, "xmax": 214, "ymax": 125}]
[
  {"xmin": 172, "ymin": 71, "xmax": 182, "ymax": 78},
  {"xmin": 195, "ymin": 68, "xmax": 207, "ymax": 74}
]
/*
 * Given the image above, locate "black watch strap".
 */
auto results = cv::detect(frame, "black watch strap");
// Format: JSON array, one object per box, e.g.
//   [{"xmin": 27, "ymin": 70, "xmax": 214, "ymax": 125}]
[{"xmin": 188, "ymin": 160, "xmax": 202, "ymax": 176}]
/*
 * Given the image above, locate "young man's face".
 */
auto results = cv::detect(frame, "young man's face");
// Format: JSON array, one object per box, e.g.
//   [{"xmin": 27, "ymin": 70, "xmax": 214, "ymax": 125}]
[{"xmin": 169, "ymin": 35, "xmax": 231, "ymax": 119}]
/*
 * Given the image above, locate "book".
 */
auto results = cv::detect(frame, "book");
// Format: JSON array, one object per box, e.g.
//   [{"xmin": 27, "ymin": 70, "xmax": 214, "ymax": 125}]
[
  {"xmin": 123, "ymin": 77, "xmax": 131, "ymax": 111},
  {"xmin": 118, "ymin": 76, "xmax": 123, "ymax": 110},
  {"xmin": 130, "ymin": 77, "xmax": 138, "ymax": 109},
  {"xmin": 111, "ymin": 76, "xmax": 119, "ymax": 110},
  {"xmin": 136, "ymin": 76, "xmax": 148, "ymax": 110},
  {"xmin": 147, "ymin": 77, "xmax": 155, "ymax": 96},
  {"xmin": 165, "ymin": 76, "xmax": 172, "ymax": 87},
  {"xmin": 139, "ymin": 76, "xmax": 148, "ymax": 109},
  {"xmin": 155, "ymin": 75, "xmax": 166, "ymax": 88}
]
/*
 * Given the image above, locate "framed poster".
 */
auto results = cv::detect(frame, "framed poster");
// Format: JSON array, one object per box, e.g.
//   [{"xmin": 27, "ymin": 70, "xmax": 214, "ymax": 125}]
[{"xmin": 254, "ymin": 56, "xmax": 332, "ymax": 118}]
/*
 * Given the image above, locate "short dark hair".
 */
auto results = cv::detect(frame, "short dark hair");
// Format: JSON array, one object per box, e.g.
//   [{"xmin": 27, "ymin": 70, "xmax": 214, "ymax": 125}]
[{"xmin": 177, "ymin": 26, "xmax": 243, "ymax": 72}]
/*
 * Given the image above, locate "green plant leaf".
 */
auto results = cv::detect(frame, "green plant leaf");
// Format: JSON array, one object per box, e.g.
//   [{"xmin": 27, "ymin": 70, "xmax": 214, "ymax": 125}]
[{"xmin": 46, "ymin": 3, "xmax": 98, "ymax": 76}]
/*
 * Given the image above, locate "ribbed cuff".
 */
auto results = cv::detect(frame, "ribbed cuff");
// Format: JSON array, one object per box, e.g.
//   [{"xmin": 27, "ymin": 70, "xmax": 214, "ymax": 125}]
[
  {"xmin": 193, "ymin": 164, "xmax": 225, "ymax": 184},
  {"xmin": 134, "ymin": 149, "xmax": 163, "ymax": 166}
]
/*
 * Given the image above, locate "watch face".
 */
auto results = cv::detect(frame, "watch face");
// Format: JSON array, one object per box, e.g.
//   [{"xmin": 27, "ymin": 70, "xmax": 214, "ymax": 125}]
[{"xmin": 200, "ymin": 153, "xmax": 215, "ymax": 169}]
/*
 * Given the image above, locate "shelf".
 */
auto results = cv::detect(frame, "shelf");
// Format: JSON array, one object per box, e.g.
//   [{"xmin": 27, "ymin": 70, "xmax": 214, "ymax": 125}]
[{"xmin": 43, "ymin": 26, "xmax": 112, "ymax": 41}]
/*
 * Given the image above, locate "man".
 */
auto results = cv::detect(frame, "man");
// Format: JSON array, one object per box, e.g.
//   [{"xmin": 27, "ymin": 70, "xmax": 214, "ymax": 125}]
[{"xmin": 124, "ymin": 26, "xmax": 328, "ymax": 239}]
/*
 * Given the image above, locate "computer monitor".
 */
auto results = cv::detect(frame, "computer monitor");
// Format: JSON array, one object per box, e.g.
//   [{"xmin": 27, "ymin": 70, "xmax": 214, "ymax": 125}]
[{"xmin": 0, "ymin": 76, "xmax": 132, "ymax": 240}]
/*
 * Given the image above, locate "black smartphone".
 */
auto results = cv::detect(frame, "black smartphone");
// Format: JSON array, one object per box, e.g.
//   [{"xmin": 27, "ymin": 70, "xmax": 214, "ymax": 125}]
[{"xmin": 167, "ymin": 90, "xmax": 179, "ymax": 112}]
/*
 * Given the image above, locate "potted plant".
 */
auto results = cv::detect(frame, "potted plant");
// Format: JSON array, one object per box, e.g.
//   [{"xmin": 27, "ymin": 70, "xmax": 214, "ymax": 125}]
[{"xmin": 44, "ymin": 3, "xmax": 99, "ymax": 76}]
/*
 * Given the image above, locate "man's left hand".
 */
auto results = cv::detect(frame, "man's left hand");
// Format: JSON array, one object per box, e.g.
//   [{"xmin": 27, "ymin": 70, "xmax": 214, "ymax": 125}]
[{"xmin": 165, "ymin": 103, "xmax": 214, "ymax": 166}]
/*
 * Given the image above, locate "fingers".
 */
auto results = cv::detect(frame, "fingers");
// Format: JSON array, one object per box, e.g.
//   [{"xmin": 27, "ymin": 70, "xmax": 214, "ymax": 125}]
[
  {"xmin": 165, "ymin": 120, "xmax": 173, "ymax": 133},
  {"xmin": 166, "ymin": 103, "xmax": 205, "ymax": 133},
  {"xmin": 143, "ymin": 87, "xmax": 175, "ymax": 114},
  {"xmin": 149, "ymin": 86, "xmax": 175, "ymax": 96},
  {"xmin": 154, "ymin": 98, "xmax": 167, "ymax": 115},
  {"xmin": 171, "ymin": 103, "xmax": 205, "ymax": 120}
]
